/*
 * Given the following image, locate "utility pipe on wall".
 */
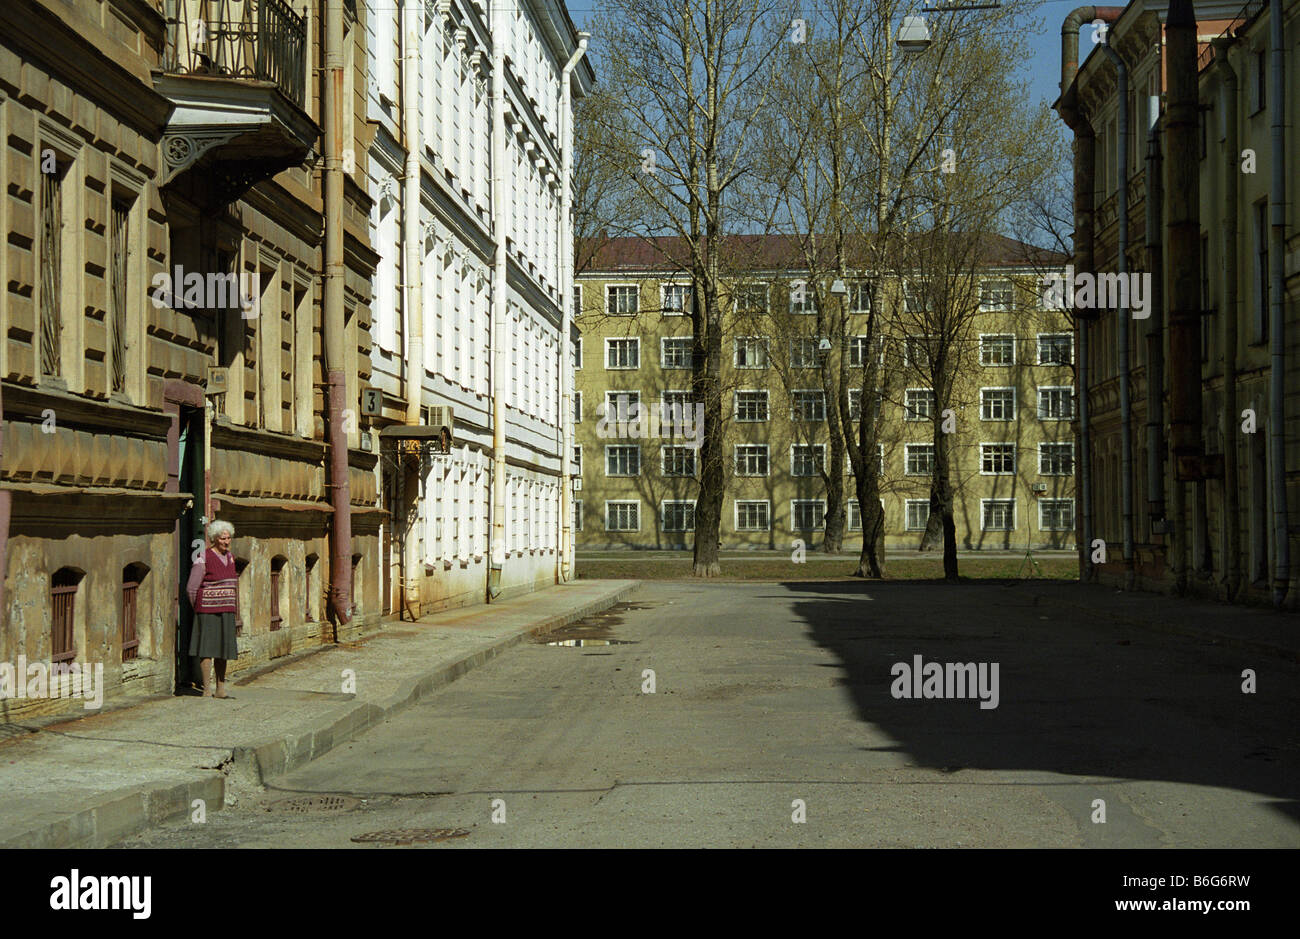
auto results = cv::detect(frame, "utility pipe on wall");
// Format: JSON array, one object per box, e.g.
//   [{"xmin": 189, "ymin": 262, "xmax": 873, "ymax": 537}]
[
  {"xmin": 557, "ymin": 31, "xmax": 588, "ymax": 584},
  {"xmin": 488, "ymin": 9, "xmax": 509, "ymax": 600},
  {"xmin": 402, "ymin": 0, "xmax": 423, "ymax": 615},
  {"xmin": 1212, "ymin": 38, "xmax": 1242, "ymax": 600},
  {"xmin": 1100, "ymin": 42, "xmax": 1135, "ymax": 588},
  {"xmin": 1144, "ymin": 94, "xmax": 1166, "ymax": 526},
  {"xmin": 1267, "ymin": 0, "xmax": 1290, "ymax": 607},
  {"xmin": 324, "ymin": 0, "xmax": 353, "ymax": 624},
  {"xmin": 1058, "ymin": 5, "xmax": 1123, "ymax": 580}
]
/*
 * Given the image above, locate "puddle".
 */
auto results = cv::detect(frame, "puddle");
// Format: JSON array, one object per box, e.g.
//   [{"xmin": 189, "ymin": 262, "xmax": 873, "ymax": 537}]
[
  {"xmin": 532, "ymin": 602, "xmax": 643, "ymax": 647},
  {"xmin": 543, "ymin": 638, "xmax": 635, "ymax": 647}
]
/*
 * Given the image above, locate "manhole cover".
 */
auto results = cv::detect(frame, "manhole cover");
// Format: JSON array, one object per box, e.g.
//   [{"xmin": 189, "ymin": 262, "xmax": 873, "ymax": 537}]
[
  {"xmin": 266, "ymin": 795, "xmax": 361, "ymax": 814},
  {"xmin": 350, "ymin": 828, "xmax": 470, "ymax": 845}
]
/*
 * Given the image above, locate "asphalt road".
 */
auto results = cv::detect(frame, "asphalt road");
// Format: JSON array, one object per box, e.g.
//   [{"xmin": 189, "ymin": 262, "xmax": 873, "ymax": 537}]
[{"xmin": 122, "ymin": 581, "xmax": 1300, "ymax": 848}]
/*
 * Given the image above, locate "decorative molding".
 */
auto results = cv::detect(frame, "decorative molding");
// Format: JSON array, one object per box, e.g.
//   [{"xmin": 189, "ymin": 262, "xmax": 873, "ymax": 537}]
[{"xmin": 162, "ymin": 131, "xmax": 241, "ymax": 185}]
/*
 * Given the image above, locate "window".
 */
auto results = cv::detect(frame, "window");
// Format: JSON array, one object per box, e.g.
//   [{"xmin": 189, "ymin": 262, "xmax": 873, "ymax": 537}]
[
  {"xmin": 1039, "ymin": 499, "xmax": 1075, "ymax": 531},
  {"xmin": 606, "ymin": 284, "xmax": 638, "ymax": 315},
  {"xmin": 1254, "ymin": 200, "xmax": 1269, "ymax": 343},
  {"xmin": 733, "ymin": 284, "xmax": 768, "ymax": 316},
  {"xmin": 661, "ymin": 501, "xmax": 696, "ymax": 532},
  {"xmin": 980, "ymin": 334, "xmax": 1015, "ymax": 366},
  {"xmin": 51, "ymin": 568, "xmax": 80, "ymax": 663},
  {"xmin": 1252, "ymin": 49, "xmax": 1266, "ymax": 113},
  {"xmin": 605, "ymin": 445, "xmax": 641, "ymax": 476},
  {"xmin": 121, "ymin": 564, "xmax": 145, "ymax": 661},
  {"xmin": 1038, "ymin": 386, "xmax": 1075, "ymax": 420},
  {"xmin": 789, "ymin": 280, "xmax": 818, "ymax": 314},
  {"xmin": 573, "ymin": 336, "xmax": 583, "ymax": 369},
  {"xmin": 790, "ymin": 390, "xmax": 826, "ymax": 421},
  {"xmin": 905, "ymin": 444, "xmax": 934, "ymax": 476},
  {"xmin": 606, "ymin": 338, "xmax": 639, "ymax": 369},
  {"xmin": 877, "ymin": 442, "xmax": 885, "ymax": 476},
  {"xmin": 662, "ymin": 283, "xmax": 691, "ymax": 315},
  {"xmin": 109, "ymin": 196, "xmax": 133, "ymax": 396},
  {"xmin": 791, "ymin": 500, "xmax": 826, "ymax": 530},
  {"xmin": 1037, "ymin": 333, "xmax": 1073, "ymax": 365},
  {"xmin": 660, "ymin": 390, "xmax": 693, "ymax": 424},
  {"xmin": 1040, "ymin": 442, "xmax": 1074, "ymax": 475},
  {"xmin": 789, "ymin": 337, "xmax": 820, "ymax": 369},
  {"xmin": 572, "ymin": 284, "xmax": 582, "ymax": 317},
  {"xmin": 661, "ymin": 336, "xmax": 692, "ymax": 369},
  {"xmin": 904, "ymin": 283, "xmax": 926, "ymax": 313},
  {"xmin": 735, "ymin": 500, "xmax": 771, "ymax": 531},
  {"xmin": 981, "ymin": 499, "xmax": 1016, "ymax": 531},
  {"xmin": 573, "ymin": 500, "xmax": 584, "ymax": 532},
  {"xmin": 39, "ymin": 158, "xmax": 68, "ymax": 378},
  {"xmin": 791, "ymin": 444, "xmax": 826, "ymax": 477},
  {"xmin": 304, "ymin": 554, "xmax": 318, "ymax": 622},
  {"xmin": 734, "ymin": 337, "xmax": 770, "ymax": 368},
  {"xmin": 904, "ymin": 336, "xmax": 932, "ymax": 370},
  {"xmin": 980, "ymin": 388, "xmax": 1016, "ymax": 421},
  {"xmin": 848, "ymin": 336, "xmax": 883, "ymax": 367},
  {"xmin": 735, "ymin": 444, "xmax": 770, "ymax": 476},
  {"xmin": 572, "ymin": 445, "xmax": 583, "ymax": 474},
  {"xmin": 605, "ymin": 391, "xmax": 641, "ymax": 421},
  {"xmin": 981, "ymin": 443, "xmax": 1016, "ymax": 475},
  {"xmin": 904, "ymin": 388, "xmax": 935, "ymax": 421},
  {"xmin": 848, "ymin": 499, "xmax": 863, "ymax": 531},
  {"xmin": 573, "ymin": 391, "xmax": 582, "ymax": 423},
  {"xmin": 605, "ymin": 501, "xmax": 640, "ymax": 531},
  {"xmin": 848, "ymin": 282, "xmax": 872, "ymax": 313},
  {"xmin": 269, "ymin": 556, "xmax": 287, "ymax": 631},
  {"xmin": 662, "ymin": 445, "xmax": 696, "ymax": 476},
  {"xmin": 735, "ymin": 390, "xmax": 769, "ymax": 422},
  {"xmin": 979, "ymin": 279, "xmax": 1013, "ymax": 311},
  {"xmin": 848, "ymin": 389, "xmax": 861, "ymax": 421},
  {"xmin": 905, "ymin": 499, "xmax": 931, "ymax": 531}
]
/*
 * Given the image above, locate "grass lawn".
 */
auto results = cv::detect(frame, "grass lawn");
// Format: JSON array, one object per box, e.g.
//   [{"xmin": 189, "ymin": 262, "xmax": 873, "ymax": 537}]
[{"xmin": 576, "ymin": 554, "xmax": 1078, "ymax": 582}]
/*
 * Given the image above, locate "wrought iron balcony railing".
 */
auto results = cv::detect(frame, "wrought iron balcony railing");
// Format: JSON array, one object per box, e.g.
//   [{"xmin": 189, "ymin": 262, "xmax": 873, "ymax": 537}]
[{"xmin": 162, "ymin": 0, "xmax": 307, "ymax": 109}]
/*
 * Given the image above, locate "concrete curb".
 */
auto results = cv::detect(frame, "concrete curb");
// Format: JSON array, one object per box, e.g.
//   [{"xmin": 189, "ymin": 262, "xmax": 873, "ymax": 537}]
[
  {"xmin": 1020, "ymin": 585, "xmax": 1300, "ymax": 664},
  {"xmin": 0, "ymin": 581, "xmax": 639, "ymax": 849},
  {"xmin": 234, "ymin": 580, "xmax": 641, "ymax": 784}
]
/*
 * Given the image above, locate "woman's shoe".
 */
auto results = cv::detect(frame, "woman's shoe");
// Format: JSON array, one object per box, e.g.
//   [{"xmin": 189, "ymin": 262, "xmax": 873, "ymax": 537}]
[{"xmin": 215, "ymin": 682, "xmax": 233, "ymax": 699}]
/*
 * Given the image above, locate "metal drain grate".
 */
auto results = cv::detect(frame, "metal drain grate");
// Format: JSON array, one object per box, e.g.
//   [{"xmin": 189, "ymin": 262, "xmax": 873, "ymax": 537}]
[
  {"xmin": 351, "ymin": 828, "xmax": 470, "ymax": 845},
  {"xmin": 266, "ymin": 795, "xmax": 361, "ymax": 814}
]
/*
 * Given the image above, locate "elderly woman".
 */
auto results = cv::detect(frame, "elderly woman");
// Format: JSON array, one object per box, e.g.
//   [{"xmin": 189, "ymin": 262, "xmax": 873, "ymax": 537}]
[{"xmin": 185, "ymin": 520, "xmax": 240, "ymax": 698}]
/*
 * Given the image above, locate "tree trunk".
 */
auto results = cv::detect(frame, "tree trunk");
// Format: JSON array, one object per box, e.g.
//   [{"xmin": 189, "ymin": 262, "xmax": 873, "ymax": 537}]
[{"xmin": 853, "ymin": 472, "xmax": 885, "ymax": 577}]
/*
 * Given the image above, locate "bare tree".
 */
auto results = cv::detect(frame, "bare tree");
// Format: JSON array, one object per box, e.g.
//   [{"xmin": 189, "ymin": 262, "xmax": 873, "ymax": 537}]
[{"xmin": 582, "ymin": 0, "xmax": 791, "ymax": 576}]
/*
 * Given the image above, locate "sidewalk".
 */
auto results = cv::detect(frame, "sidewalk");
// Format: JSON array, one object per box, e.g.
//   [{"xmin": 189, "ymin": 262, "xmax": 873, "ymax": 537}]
[
  {"xmin": 0, "ymin": 579, "xmax": 640, "ymax": 849},
  {"xmin": 1013, "ymin": 579, "xmax": 1300, "ymax": 664}
]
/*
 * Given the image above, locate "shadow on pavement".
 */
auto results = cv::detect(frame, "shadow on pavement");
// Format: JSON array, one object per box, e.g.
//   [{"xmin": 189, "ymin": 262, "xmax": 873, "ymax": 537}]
[{"xmin": 781, "ymin": 579, "xmax": 1300, "ymax": 820}]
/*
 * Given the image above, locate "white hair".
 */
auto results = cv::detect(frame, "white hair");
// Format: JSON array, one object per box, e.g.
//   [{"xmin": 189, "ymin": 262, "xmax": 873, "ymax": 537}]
[{"xmin": 206, "ymin": 520, "xmax": 235, "ymax": 542}]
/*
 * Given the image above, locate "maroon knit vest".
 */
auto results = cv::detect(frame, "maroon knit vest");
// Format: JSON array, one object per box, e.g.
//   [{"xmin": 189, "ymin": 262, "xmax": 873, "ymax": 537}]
[{"xmin": 196, "ymin": 548, "xmax": 238, "ymax": 613}]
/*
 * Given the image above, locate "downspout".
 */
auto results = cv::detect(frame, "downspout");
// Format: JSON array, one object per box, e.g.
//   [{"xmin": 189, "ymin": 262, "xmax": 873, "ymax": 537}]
[
  {"xmin": 402, "ymin": 0, "xmax": 423, "ymax": 616},
  {"xmin": 1267, "ymin": 0, "xmax": 1289, "ymax": 606},
  {"xmin": 1058, "ymin": 5, "xmax": 1122, "ymax": 580},
  {"xmin": 324, "ymin": 0, "xmax": 353, "ymax": 624},
  {"xmin": 557, "ymin": 32, "xmax": 588, "ymax": 584},
  {"xmin": 0, "ymin": 386, "xmax": 8, "ymax": 628},
  {"xmin": 1100, "ymin": 42, "xmax": 1135, "ymax": 588},
  {"xmin": 1166, "ymin": 0, "xmax": 1203, "ymax": 595},
  {"xmin": 488, "ymin": 10, "xmax": 508, "ymax": 600},
  {"xmin": 1144, "ymin": 95, "xmax": 1166, "ymax": 528},
  {"xmin": 1213, "ymin": 38, "xmax": 1242, "ymax": 600}
]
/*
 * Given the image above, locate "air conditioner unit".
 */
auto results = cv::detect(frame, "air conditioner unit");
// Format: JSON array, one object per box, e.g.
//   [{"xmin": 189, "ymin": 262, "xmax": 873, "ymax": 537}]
[
  {"xmin": 1030, "ymin": 483, "xmax": 1048, "ymax": 493},
  {"xmin": 427, "ymin": 406, "xmax": 454, "ymax": 454}
]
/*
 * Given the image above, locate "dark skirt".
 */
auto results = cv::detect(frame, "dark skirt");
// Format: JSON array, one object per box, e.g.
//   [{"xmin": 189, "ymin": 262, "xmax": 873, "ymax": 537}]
[{"xmin": 190, "ymin": 612, "xmax": 239, "ymax": 660}]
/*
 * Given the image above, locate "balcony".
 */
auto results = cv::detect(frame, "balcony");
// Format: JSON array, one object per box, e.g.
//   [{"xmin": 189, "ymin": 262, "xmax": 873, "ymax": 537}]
[{"xmin": 156, "ymin": 0, "xmax": 319, "ymax": 201}]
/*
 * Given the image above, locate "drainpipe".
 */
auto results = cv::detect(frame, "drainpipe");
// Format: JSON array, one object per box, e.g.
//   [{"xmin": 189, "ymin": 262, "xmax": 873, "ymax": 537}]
[
  {"xmin": 1267, "ymin": 0, "xmax": 1289, "ymax": 607},
  {"xmin": 0, "ymin": 386, "xmax": 8, "ymax": 628},
  {"xmin": 324, "ymin": 0, "xmax": 353, "ymax": 624},
  {"xmin": 402, "ymin": 0, "xmax": 423, "ymax": 616},
  {"xmin": 557, "ymin": 32, "xmax": 588, "ymax": 584},
  {"xmin": 1058, "ymin": 5, "xmax": 1123, "ymax": 581},
  {"xmin": 1213, "ymin": 38, "xmax": 1242, "ymax": 600},
  {"xmin": 1144, "ymin": 94, "xmax": 1166, "ymax": 528},
  {"xmin": 488, "ymin": 10, "xmax": 508, "ymax": 600},
  {"xmin": 1165, "ymin": 0, "xmax": 1203, "ymax": 595},
  {"xmin": 1100, "ymin": 42, "xmax": 1135, "ymax": 588}
]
